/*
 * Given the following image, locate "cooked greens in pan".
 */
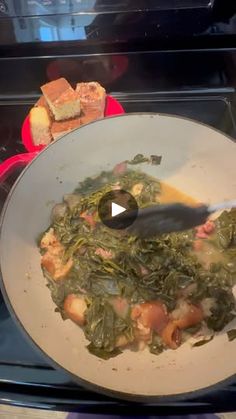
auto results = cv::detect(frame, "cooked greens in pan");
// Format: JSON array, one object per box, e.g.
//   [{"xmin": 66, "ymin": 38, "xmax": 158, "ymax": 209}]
[{"xmin": 39, "ymin": 166, "xmax": 236, "ymax": 359}]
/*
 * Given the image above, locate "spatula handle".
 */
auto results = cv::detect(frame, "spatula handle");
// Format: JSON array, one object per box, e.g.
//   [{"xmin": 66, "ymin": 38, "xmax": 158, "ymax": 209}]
[{"xmin": 208, "ymin": 200, "xmax": 236, "ymax": 213}]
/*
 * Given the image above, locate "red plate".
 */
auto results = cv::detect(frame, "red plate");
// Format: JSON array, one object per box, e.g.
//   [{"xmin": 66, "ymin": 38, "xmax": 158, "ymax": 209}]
[
  {"xmin": 21, "ymin": 95, "xmax": 124, "ymax": 153},
  {"xmin": 0, "ymin": 95, "xmax": 124, "ymax": 182}
]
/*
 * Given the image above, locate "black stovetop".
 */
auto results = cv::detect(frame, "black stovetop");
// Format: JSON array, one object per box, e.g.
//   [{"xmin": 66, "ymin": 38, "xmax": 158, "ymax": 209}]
[
  {"xmin": 0, "ymin": 0, "xmax": 236, "ymax": 411},
  {"xmin": 0, "ymin": 88, "xmax": 236, "ymax": 413}
]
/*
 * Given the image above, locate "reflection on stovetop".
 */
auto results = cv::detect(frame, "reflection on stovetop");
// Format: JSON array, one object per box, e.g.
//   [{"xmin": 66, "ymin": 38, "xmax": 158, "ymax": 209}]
[
  {"xmin": 0, "ymin": 300, "xmax": 45, "ymax": 363},
  {"xmin": 0, "ymin": 91, "xmax": 236, "ymax": 412},
  {"xmin": 0, "ymin": 103, "xmax": 28, "ymax": 162}
]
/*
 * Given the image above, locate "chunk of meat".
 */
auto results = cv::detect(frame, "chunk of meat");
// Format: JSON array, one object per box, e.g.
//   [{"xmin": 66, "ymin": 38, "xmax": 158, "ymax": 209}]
[
  {"xmin": 161, "ymin": 302, "xmax": 203, "ymax": 349},
  {"xmin": 195, "ymin": 220, "xmax": 215, "ymax": 239},
  {"xmin": 113, "ymin": 162, "xmax": 127, "ymax": 176},
  {"xmin": 161, "ymin": 322, "xmax": 181, "ymax": 349},
  {"xmin": 202, "ymin": 220, "xmax": 215, "ymax": 234},
  {"xmin": 40, "ymin": 228, "xmax": 73, "ymax": 281},
  {"xmin": 80, "ymin": 211, "xmax": 96, "ymax": 228},
  {"xmin": 131, "ymin": 301, "xmax": 168, "ymax": 334},
  {"xmin": 64, "ymin": 294, "xmax": 87, "ymax": 326},
  {"xmin": 42, "ymin": 252, "xmax": 73, "ymax": 281},
  {"xmin": 95, "ymin": 247, "xmax": 113, "ymax": 259},
  {"xmin": 40, "ymin": 228, "xmax": 58, "ymax": 249},
  {"xmin": 195, "ymin": 227, "xmax": 208, "ymax": 239},
  {"xmin": 172, "ymin": 303, "xmax": 204, "ymax": 330}
]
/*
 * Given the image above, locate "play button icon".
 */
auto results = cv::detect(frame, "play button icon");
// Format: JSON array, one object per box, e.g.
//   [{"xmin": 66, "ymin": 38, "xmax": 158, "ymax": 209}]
[
  {"xmin": 111, "ymin": 202, "xmax": 126, "ymax": 217},
  {"xmin": 98, "ymin": 189, "xmax": 138, "ymax": 230}
]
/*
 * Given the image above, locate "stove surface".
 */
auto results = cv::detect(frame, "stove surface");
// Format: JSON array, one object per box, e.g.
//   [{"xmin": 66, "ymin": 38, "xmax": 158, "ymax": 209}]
[{"xmin": 0, "ymin": 91, "xmax": 236, "ymax": 413}]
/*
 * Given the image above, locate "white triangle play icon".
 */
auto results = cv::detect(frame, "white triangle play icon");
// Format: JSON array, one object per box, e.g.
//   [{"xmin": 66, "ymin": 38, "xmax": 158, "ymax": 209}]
[{"xmin": 111, "ymin": 202, "xmax": 126, "ymax": 217}]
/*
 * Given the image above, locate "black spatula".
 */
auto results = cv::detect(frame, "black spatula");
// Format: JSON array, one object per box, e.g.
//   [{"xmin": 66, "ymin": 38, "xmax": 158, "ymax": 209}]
[{"xmin": 125, "ymin": 200, "xmax": 236, "ymax": 238}]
